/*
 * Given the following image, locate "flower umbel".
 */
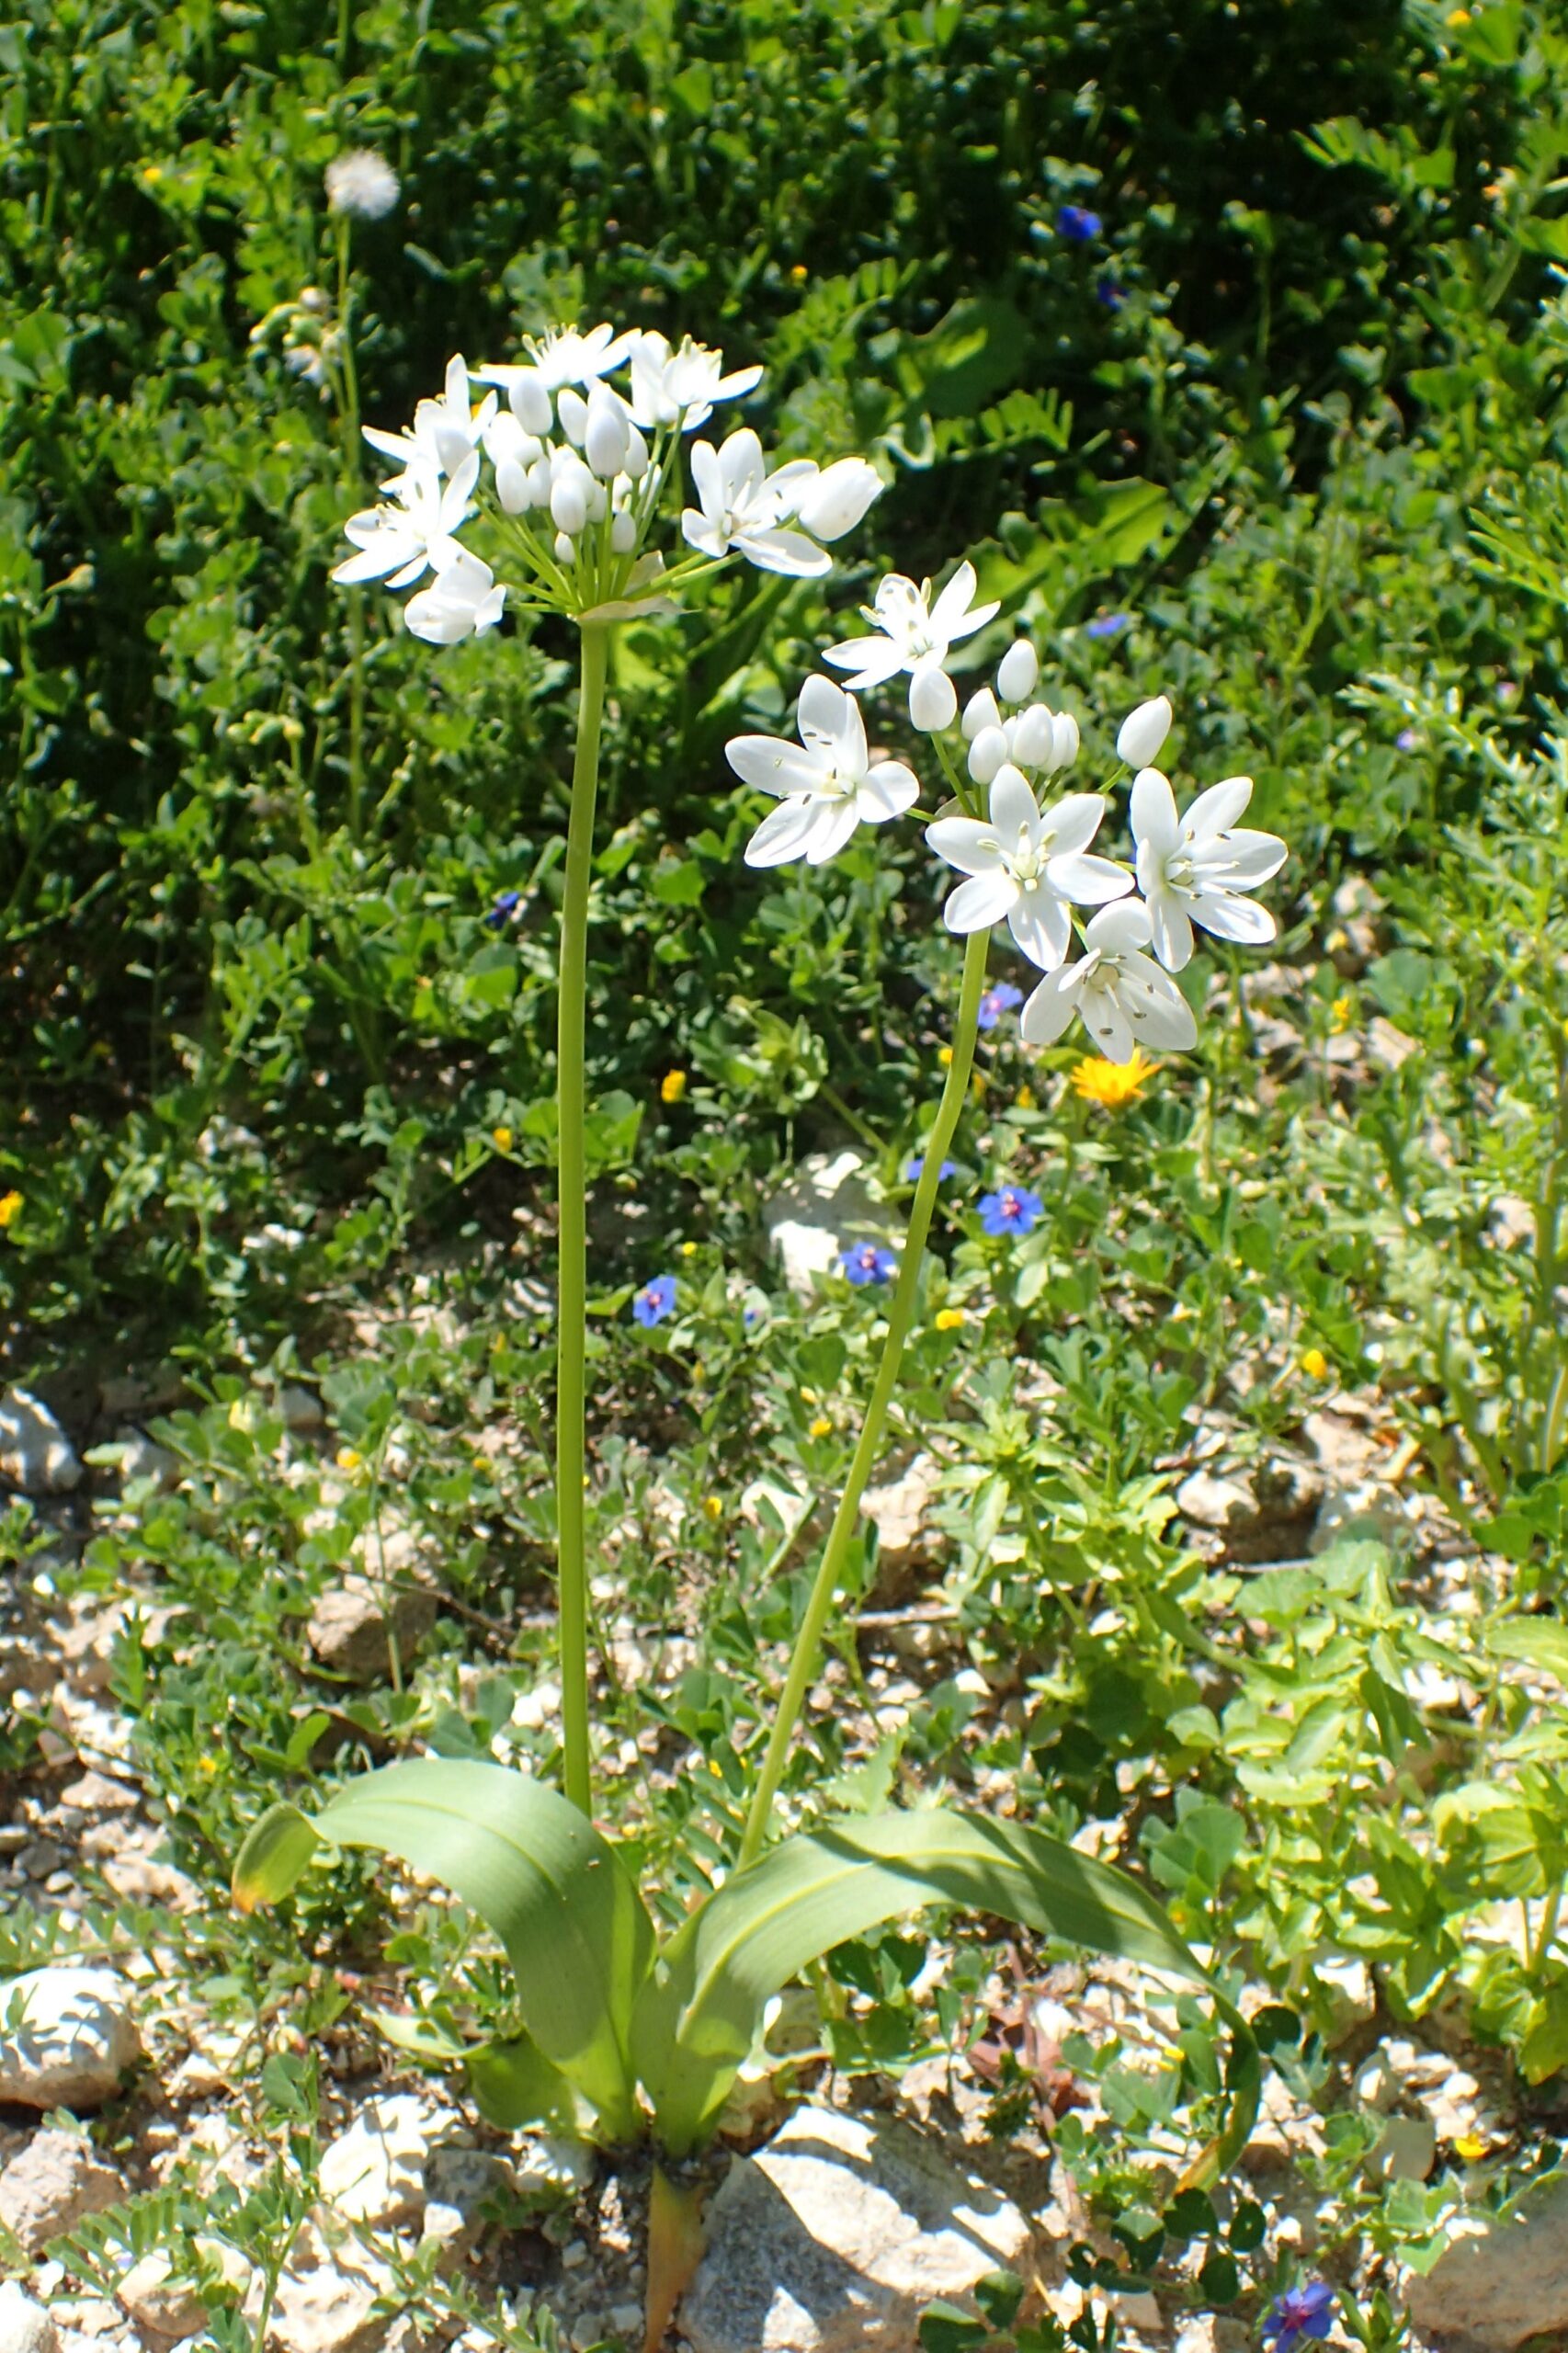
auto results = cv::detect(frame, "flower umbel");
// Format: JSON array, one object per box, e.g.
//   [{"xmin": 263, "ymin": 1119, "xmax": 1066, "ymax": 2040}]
[{"xmin": 632, "ymin": 1276, "xmax": 677, "ymax": 1327}]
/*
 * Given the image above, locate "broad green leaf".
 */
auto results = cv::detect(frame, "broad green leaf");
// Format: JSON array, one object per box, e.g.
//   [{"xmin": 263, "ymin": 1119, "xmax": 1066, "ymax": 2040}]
[
  {"xmin": 240, "ymin": 1762, "xmax": 653, "ymax": 2139},
  {"xmin": 466, "ymin": 2035, "xmax": 593, "ymax": 2136},
  {"xmin": 1486, "ymin": 1617, "xmax": 1568, "ymax": 1685},
  {"xmin": 634, "ymin": 1806, "xmax": 1207, "ymax": 2153},
  {"xmin": 233, "ymin": 1802, "xmax": 322, "ymax": 1911}
]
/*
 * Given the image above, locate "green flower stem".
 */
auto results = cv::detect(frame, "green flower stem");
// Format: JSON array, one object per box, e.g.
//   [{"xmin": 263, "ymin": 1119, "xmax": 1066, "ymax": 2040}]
[
  {"xmin": 557, "ymin": 619, "xmax": 612, "ymax": 1816},
  {"xmin": 737, "ymin": 926, "xmax": 992, "ymax": 1867}
]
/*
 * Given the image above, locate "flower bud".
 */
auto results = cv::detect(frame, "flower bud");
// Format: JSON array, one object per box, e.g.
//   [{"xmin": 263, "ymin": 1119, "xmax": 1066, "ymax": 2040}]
[
  {"xmin": 526, "ymin": 456, "xmax": 553, "ymax": 506},
  {"xmin": 494, "ymin": 458, "xmax": 529, "ymax": 514},
  {"xmin": 551, "ymin": 472, "xmax": 589, "ymax": 534},
  {"xmin": 585, "ymin": 385, "xmax": 630, "ymax": 479},
  {"xmin": 996, "ymin": 639, "xmax": 1040, "ymax": 703},
  {"xmin": 484, "ymin": 413, "xmax": 541, "ymax": 471},
  {"xmin": 961, "ymin": 688, "xmax": 1002, "ymax": 742},
  {"xmin": 1049, "ymin": 711, "xmax": 1080, "ymax": 770},
  {"xmin": 909, "ymin": 662, "xmax": 957, "ymax": 733},
  {"xmin": 508, "ymin": 370, "xmax": 552, "ymax": 437},
  {"xmin": 611, "ymin": 509, "xmax": 636, "ymax": 552},
  {"xmin": 792, "ymin": 456, "xmax": 882, "ymax": 541},
  {"xmin": 557, "ymin": 387, "xmax": 588, "ymax": 447},
  {"xmin": 553, "ymin": 529, "xmax": 575, "ymax": 563},
  {"xmin": 623, "ymin": 426, "xmax": 651, "ymax": 480},
  {"xmin": 1117, "ymin": 694, "xmax": 1172, "ymax": 768},
  {"xmin": 967, "ymin": 725, "xmax": 1009, "ymax": 785},
  {"xmin": 1008, "ymin": 703, "xmax": 1055, "ymax": 767}
]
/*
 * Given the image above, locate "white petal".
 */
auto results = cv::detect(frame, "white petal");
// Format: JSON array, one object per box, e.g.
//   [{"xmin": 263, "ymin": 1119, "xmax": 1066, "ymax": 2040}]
[
  {"xmin": 925, "ymin": 816, "xmax": 1004, "ymax": 878},
  {"xmin": 1146, "ymin": 885, "xmax": 1194, "ymax": 972},
  {"xmin": 689, "ymin": 439, "xmax": 723, "ymax": 517},
  {"xmin": 944, "ymin": 870, "xmax": 1019, "ymax": 934},
  {"xmin": 798, "ymin": 674, "xmax": 848, "ymax": 754},
  {"xmin": 1086, "ymin": 899, "xmax": 1153, "ymax": 953},
  {"xmin": 1046, "ymin": 851, "xmax": 1132, "ymax": 906},
  {"xmin": 823, "ymin": 635, "xmax": 905, "ymax": 689},
  {"xmin": 803, "ymin": 798, "xmax": 862, "ymax": 864},
  {"xmin": 834, "ymin": 689, "xmax": 870, "ymax": 780},
  {"xmin": 1008, "ymin": 704, "xmax": 1055, "ymax": 767},
  {"xmin": 1130, "ymin": 767, "xmax": 1180, "ymax": 856},
  {"xmin": 1119, "ymin": 964, "xmax": 1198, "ymax": 1051},
  {"xmin": 1080, "ymin": 984, "xmax": 1137, "ymax": 1063},
  {"xmin": 928, "ymin": 560, "xmax": 980, "ymax": 635},
  {"xmin": 1019, "ymin": 965, "xmax": 1084, "ymax": 1046},
  {"xmin": 1040, "ymin": 791, "xmax": 1105, "ymax": 858},
  {"xmin": 1117, "ymin": 696, "xmax": 1173, "ymax": 768},
  {"xmin": 1184, "ymin": 776, "xmax": 1253, "ymax": 840},
  {"xmin": 734, "ymin": 528, "xmax": 832, "ymax": 577},
  {"xmin": 1189, "ymin": 828, "xmax": 1287, "ymax": 886},
  {"xmin": 793, "ymin": 457, "xmax": 881, "ymax": 540},
  {"xmin": 744, "ymin": 798, "xmax": 823, "ymax": 867},
  {"xmin": 1048, "ymin": 712, "xmax": 1079, "ymax": 771},
  {"xmin": 963, "ymin": 688, "xmax": 1003, "ymax": 742},
  {"xmin": 968, "ymin": 726, "xmax": 1009, "ymax": 786},
  {"xmin": 988, "ymin": 763, "xmax": 1041, "ymax": 843},
  {"xmin": 726, "ymin": 736, "xmax": 830, "ymax": 797},
  {"xmin": 1189, "ymin": 890, "xmax": 1278, "ymax": 947},
  {"xmin": 856, "ymin": 761, "xmax": 920, "ymax": 823},
  {"xmin": 682, "ymin": 511, "xmax": 725, "ymax": 560},
  {"xmin": 1007, "ymin": 894, "xmax": 1071, "ymax": 972}
]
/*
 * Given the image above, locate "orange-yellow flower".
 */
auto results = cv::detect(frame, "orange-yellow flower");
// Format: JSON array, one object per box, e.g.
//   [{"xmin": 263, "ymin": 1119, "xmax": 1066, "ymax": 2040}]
[
  {"xmin": 492, "ymin": 1125, "xmax": 514, "ymax": 1152},
  {"xmin": 0, "ymin": 1190, "xmax": 22, "ymax": 1229},
  {"xmin": 661, "ymin": 1070, "xmax": 687, "ymax": 1104},
  {"xmin": 935, "ymin": 1308, "xmax": 965, "ymax": 1331},
  {"xmin": 1071, "ymin": 1047, "xmax": 1155, "ymax": 1108}
]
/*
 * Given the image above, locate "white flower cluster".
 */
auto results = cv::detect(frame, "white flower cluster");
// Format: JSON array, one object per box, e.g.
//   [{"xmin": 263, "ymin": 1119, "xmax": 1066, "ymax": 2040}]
[
  {"xmin": 331, "ymin": 328, "xmax": 882, "ymax": 640},
  {"xmin": 730, "ymin": 563, "xmax": 1288, "ymax": 1064}
]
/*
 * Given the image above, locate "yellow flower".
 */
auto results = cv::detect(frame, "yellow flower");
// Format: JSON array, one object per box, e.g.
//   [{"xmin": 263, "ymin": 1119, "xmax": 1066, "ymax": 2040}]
[
  {"xmin": 937, "ymin": 1045, "xmax": 954, "ymax": 1066},
  {"xmin": 1071, "ymin": 1048, "xmax": 1155, "ymax": 1108},
  {"xmin": 335, "ymin": 1446, "xmax": 364, "ymax": 1472},
  {"xmin": 0, "ymin": 1190, "xmax": 22, "ymax": 1229},
  {"xmin": 142, "ymin": 163, "xmax": 165, "ymax": 185},
  {"xmin": 1300, "ymin": 1347, "xmax": 1330, "ymax": 1382},
  {"xmin": 935, "ymin": 1308, "xmax": 965, "ymax": 1331},
  {"xmin": 492, "ymin": 1125, "xmax": 514, "ymax": 1153},
  {"xmin": 809, "ymin": 1415, "xmax": 833, "ymax": 1439},
  {"xmin": 1015, "ymin": 1085, "xmax": 1036, "ymax": 1111},
  {"xmin": 661, "ymin": 1069, "xmax": 687, "ymax": 1104},
  {"xmin": 227, "ymin": 1398, "xmax": 256, "ymax": 1433},
  {"xmin": 680, "ymin": 1240, "xmax": 698, "ymax": 1257},
  {"xmin": 790, "ymin": 263, "xmax": 808, "ymax": 283},
  {"xmin": 1447, "ymin": 6, "xmax": 1470, "ymax": 20},
  {"xmin": 702, "ymin": 1495, "xmax": 723, "ymax": 1521},
  {"xmin": 1453, "ymin": 2131, "xmax": 1489, "ymax": 2160},
  {"xmin": 800, "ymin": 1386, "xmax": 818, "ymax": 1404},
  {"xmin": 1330, "ymin": 994, "xmax": 1356, "ymax": 1033}
]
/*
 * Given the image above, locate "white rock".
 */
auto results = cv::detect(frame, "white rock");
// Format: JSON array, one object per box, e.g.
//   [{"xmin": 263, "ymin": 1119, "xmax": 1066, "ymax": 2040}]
[
  {"xmin": 0, "ymin": 1392, "xmax": 82, "ymax": 1495},
  {"xmin": 0, "ymin": 2129, "xmax": 125, "ymax": 2254},
  {"xmin": 0, "ymin": 1971, "xmax": 141, "ymax": 2111},
  {"xmin": 317, "ymin": 2094, "xmax": 459, "ymax": 2225},
  {"xmin": 763, "ymin": 1153, "xmax": 895, "ymax": 1300},
  {"xmin": 860, "ymin": 1456, "xmax": 942, "ymax": 1581},
  {"xmin": 1403, "ymin": 2177, "xmax": 1568, "ymax": 2350},
  {"xmin": 681, "ymin": 2105, "xmax": 1033, "ymax": 2353},
  {"xmin": 0, "ymin": 2285, "xmax": 59, "ymax": 2353},
  {"xmin": 118, "ymin": 2241, "xmax": 252, "ymax": 2339},
  {"xmin": 513, "ymin": 2134, "xmax": 595, "ymax": 2202},
  {"xmin": 270, "ymin": 2234, "xmax": 397, "ymax": 2353},
  {"xmin": 1365, "ymin": 2113, "xmax": 1435, "ymax": 2184},
  {"xmin": 306, "ymin": 1574, "xmax": 437, "ymax": 1687}
]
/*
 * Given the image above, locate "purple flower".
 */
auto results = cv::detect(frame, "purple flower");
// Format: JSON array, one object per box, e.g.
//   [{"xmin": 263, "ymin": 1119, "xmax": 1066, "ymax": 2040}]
[
  {"xmin": 1262, "ymin": 2284, "xmax": 1336, "ymax": 2353},
  {"xmin": 485, "ymin": 889, "xmax": 523, "ymax": 930},
  {"xmin": 1056, "ymin": 204, "xmax": 1102, "ymax": 244},
  {"xmin": 632, "ymin": 1275, "xmax": 676, "ymax": 1326},
  {"xmin": 1085, "ymin": 613, "xmax": 1129, "ymax": 640},
  {"xmin": 904, "ymin": 1155, "xmax": 958, "ymax": 1181},
  {"xmin": 978, "ymin": 1186, "xmax": 1043, "ymax": 1239},
  {"xmin": 841, "ymin": 1242, "xmax": 897, "ymax": 1286},
  {"xmin": 1396, "ymin": 727, "xmax": 1422, "ymax": 751},
  {"xmin": 977, "ymin": 982, "xmax": 1024, "ymax": 1032},
  {"xmin": 1096, "ymin": 275, "xmax": 1125, "ymax": 310}
]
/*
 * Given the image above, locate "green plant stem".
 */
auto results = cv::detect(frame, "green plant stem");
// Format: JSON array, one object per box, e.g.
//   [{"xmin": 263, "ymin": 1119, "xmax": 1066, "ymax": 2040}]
[
  {"xmin": 556, "ymin": 620, "xmax": 612, "ymax": 1816},
  {"xmin": 737, "ymin": 927, "xmax": 991, "ymax": 1868}
]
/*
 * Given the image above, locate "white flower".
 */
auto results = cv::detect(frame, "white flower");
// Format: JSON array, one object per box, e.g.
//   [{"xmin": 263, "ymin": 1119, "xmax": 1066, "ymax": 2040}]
[
  {"xmin": 629, "ymin": 332, "xmax": 763, "ymax": 431},
  {"xmin": 1131, "ymin": 769, "xmax": 1288, "ymax": 972},
  {"xmin": 403, "ymin": 550, "xmax": 507, "ymax": 643},
  {"xmin": 1117, "ymin": 695, "xmax": 1173, "ymax": 768},
  {"xmin": 331, "ymin": 455, "xmax": 478, "ymax": 588},
  {"xmin": 363, "ymin": 355, "xmax": 495, "ymax": 477},
  {"xmin": 730, "ymin": 676, "xmax": 919, "ymax": 866},
  {"xmin": 790, "ymin": 458, "xmax": 883, "ymax": 543},
  {"xmin": 477, "ymin": 324, "xmax": 636, "ymax": 437},
  {"xmin": 681, "ymin": 429, "xmax": 826, "ymax": 576},
  {"xmin": 824, "ymin": 561, "xmax": 1000, "ymax": 729},
  {"xmin": 963, "ymin": 687, "xmax": 1077, "ymax": 783},
  {"xmin": 483, "ymin": 412, "xmax": 546, "ymax": 513},
  {"xmin": 1019, "ymin": 900, "xmax": 1199, "ymax": 1063},
  {"xmin": 996, "ymin": 640, "xmax": 1040, "ymax": 703},
  {"xmin": 324, "ymin": 150, "xmax": 400, "ymax": 221},
  {"xmin": 925, "ymin": 765, "xmax": 1131, "ymax": 972}
]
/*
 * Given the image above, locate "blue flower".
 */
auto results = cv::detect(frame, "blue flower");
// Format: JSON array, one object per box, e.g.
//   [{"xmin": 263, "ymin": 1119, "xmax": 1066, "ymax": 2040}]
[
  {"xmin": 977, "ymin": 982, "xmax": 1024, "ymax": 1032},
  {"xmin": 1396, "ymin": 727, "xmax": 1422, "ymax": 751},
  {"xmin": 903, "ymin": 1155, "xmax": 958, "ymax": 1182},
  {"xmin": 485, "ymin": 889, "xmax": 523, "ymax": 931},
  {"xmin": 1056, "ymin": 204, "xmax": 1102, "ymax": 244},
  {"xmin": 1096, "ymin": 275, "xmax": 1125, "ymax": 310},
  {"xmin": 978, "ymin": 1186, "xmax": 1043, "ymax": 1239},
  {"xmin": 632, "ymin": 1275, "xmax": 676, "ymax": 1326},
  {"xmin": 841, "ymin": 1242, "xmax": 897, "ymax": 1286},
  {"xmin": 743, "ymin": 1304, "xmax": 764, "ymax": 1329},
  {"xmin": 1085, "ymin": 613, "xmax": 1129, "ymax": 640},
  {"xmin": 1262, "ymin": 2284, "xmax": 1336, "ymax": 2353}
]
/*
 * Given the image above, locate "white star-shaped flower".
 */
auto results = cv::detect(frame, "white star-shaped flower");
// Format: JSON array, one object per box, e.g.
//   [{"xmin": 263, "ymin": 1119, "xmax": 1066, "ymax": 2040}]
[
  {"xmin": 730, "ymin": 676, "xmax": 920, "ymax": 866},
  {"xmin": 681, "ymin": 429, "xmax": 826, "ymax": 576},
  {"xmin": 1131, "ymin": 768, "xmax": 1288, "ymax": 972},
  {"xmin": 331, "ymin": 454, "xmax": 478, "ymax": 588},
  {"xmin": 404, "ymin": 550, "xmax": 507, "ymax": 644},
  {"xmin": 629, "ymin": 332, "xmax": 764, "ymax": 431},
  {"xmin": 824, "ymin": 561, "xmax": 1001, "ymax": 731},
  {"xmin": 925, "ymin": 765, "xmax": 1130, "ymax": 972},
  {"xmin": 1019, "ymin": 900, "xmax": 1199, "ymax": 1063},
  {"xmin": 362, "ymin": 356, "xmax": 495, "ymax": 478}
]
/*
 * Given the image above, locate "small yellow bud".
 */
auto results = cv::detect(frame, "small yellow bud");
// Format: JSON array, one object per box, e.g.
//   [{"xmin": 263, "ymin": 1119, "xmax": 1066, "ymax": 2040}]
[
  {"xmin": 935, "ymin": 1308, "xmax": 965, "ymax": 1331},
  {"xmin": 1300, "ymin": 1347, "xmax": 1330, "ymax": 1381},
  {"xmin": 1330, "ymin": 994, "xmax": 1355, "ymax": 1033},
  {"xmin": 0, "ymin": 1189, "xmax": 22, "ymax": 1229},
  {"xmin": 1015, "ymin": 1085, "xmax": 1036, "ymax": 1110},
  {"xmin": 1454, "ymin": 2131, "xmax": 1489, "ymax": 2160},
  {"xmin": 800, "ymin": 1386, "xmax": 818, "ymax": 1404},
  {"xmin": 702, "ymin": 1495, "xmax": 723, "ymax": 1521},
  {"xmin": 790, "ymin": 263, "xmax": 808, "ymax": 283},
  {"xmin": 335, "ymin": 1446, "xmax": 363, "ymax": 1472},
  {"xmin": 227, "ymin": 1398, "xmax": 255, "ymax": 1432},
  {"xmin": 492, "ymin": 1125, "xmax": 514, "ymax": 1152},
  {"xmin": 1446, "ymin": 6, "xmax": 1470, "ymax": 20},
  {"xmin": 809, "ymin": 1415, "xmax": 833, "ymax": 1439},
  {"xmin": 937, "ymin": 1046, "xmax": 954, "ymax": 1067},
  {"xmin": 680, "ymin": 1239, "xmax": 698, "ymax": 1257},
  {"xmin": 661, "ymin": 1069, "xmax": 687, "ymax": 1104}
]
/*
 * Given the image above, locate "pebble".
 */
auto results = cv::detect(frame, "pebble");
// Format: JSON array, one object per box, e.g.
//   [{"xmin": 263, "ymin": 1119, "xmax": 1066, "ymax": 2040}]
[
  {"xmin": 0, "ymin": 1392, "xmax": 82, "ymax": 1495},
  {"xmin": 0, "ymin": 1970, "xmax": 142, "ymax": 2112},
  {"xmin": 0, "ymin": 2286, "xmax": 59, "ymax": 2353},
  {"xmin": 316, "ymin": 2093, "xmax": 460, "ymax": 2226},
  {"xmin": 0, "ymin": 2129, "xmax": 125, "ymax": 2255}
]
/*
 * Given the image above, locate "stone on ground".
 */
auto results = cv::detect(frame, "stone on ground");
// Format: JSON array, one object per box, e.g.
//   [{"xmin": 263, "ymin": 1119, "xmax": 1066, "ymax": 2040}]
[
  {"xmin": 0, "ymin": 2286, "xmax": 60, "ymax": 2353},
  {"xmin": 1403, "ymin": 2174, "xmax": 1568, "ymax": 2351},
  {"xmin": 0, "ymin": 1392, "xmax": 82, "ymax": 1495},
  {"xmin": 269, "ymin": 2225, "xmax": 399, "ymax": 2353},
  {"xmin": 306, "ymin": 1572, "xmax": 437, "ymax": 1686},
  {"xmin": 763, "ymin": 1153, "xmax": 895, "ymax": 1299},
  {"xmin": 316, "ymin": 2093, "xmax": 460, "ymax": 2226},
  {"xmin": 0, "ymin": 1970, "xmax": 142, "ymax": 2111},
  {"xmin": 0, "ymin": 2127, "xmax": 126, "ymax": 2253},
  {"xmin": 117, "ymin": 2242, "xmax": 253, "ymax": 2339},
  {"xmin": 681, "ymin": 2104, "xmax": 1033, "ymax": 2353}
]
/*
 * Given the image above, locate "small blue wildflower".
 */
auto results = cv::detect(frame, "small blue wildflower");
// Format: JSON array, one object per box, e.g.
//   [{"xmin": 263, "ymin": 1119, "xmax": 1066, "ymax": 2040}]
[
  {"xmin": 903, "ymin": 1155, "xmax": 958, "ymax": 1182},
  {"xmin": 743, "ymin": 1304, "xmax": 764, "ymax": 1329},
  {"xmin": 1396, "ymin": 727, "xmax": 1422, "ymax": 752},
  {"xmin": 1261, "ymin": 2284, "xmax": 1335, "ymax": 2353},
  {"xmin": 1085, "ymin": 612, "xmax": 1130, "ymax": 640},
  {"xmin": 485, "ymin": 889, "xmax": 524, "ymax": 931},
  {"xmin": 977, "ymin": 982, "xmax": 1024, "ymax": 1032},
  {"xmin": 841, "ymin": 1242, "xmax": 897, "ymax": 1287},
  {"xmin": 631, "ymin": 1274, "xmax": 676, "ymax": 1327},
  {"xmin": 978, "ymin": 1186, "xmax": 1043, "ymax": 1239},
  {"xmin": 1096, "ymin": 275, "xmax": 1125, "ymax": 310},
  {"xmin": 1056, "ymin": 204, "xmax": 1102, "ymax": 244}
]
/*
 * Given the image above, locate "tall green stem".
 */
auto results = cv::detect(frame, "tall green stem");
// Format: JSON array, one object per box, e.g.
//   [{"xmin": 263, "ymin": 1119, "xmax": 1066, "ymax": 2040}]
[
  {"xmin": 737, "ymin": 928, "xmax": 991, "ymax": 1866},
  {"xmin": 556, "ymin": 621, "xmax": 612, "ymax": 1816}
]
